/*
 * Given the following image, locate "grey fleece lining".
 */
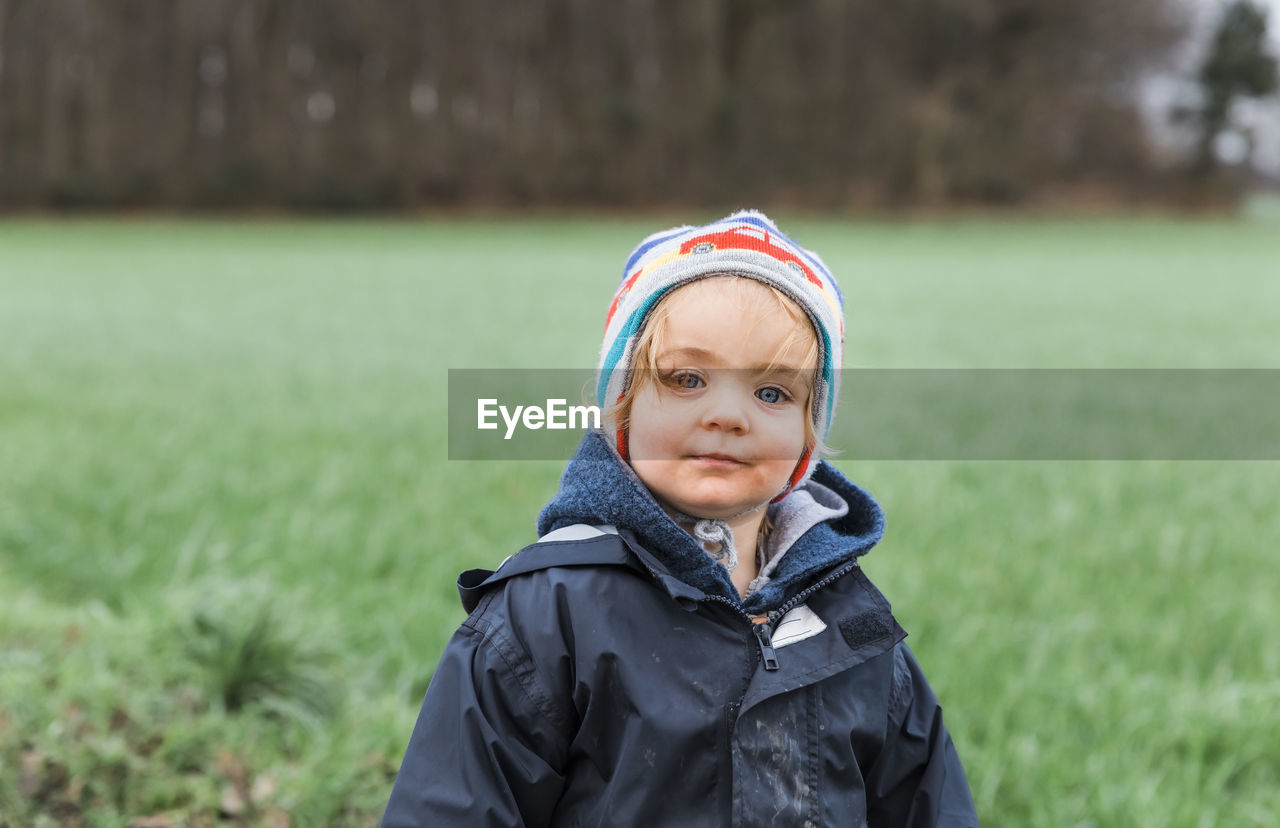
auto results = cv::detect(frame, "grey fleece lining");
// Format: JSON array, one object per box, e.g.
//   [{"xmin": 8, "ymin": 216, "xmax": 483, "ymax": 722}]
[{"xmin": 746, "ymin": 481, "xmax": 850, "ymax": 596}]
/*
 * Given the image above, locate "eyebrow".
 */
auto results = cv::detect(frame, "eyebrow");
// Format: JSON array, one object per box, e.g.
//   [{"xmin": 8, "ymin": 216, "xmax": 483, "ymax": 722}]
[{"xmin": 655, "ymin": 346, "xmax": 810, "ymax": 376}]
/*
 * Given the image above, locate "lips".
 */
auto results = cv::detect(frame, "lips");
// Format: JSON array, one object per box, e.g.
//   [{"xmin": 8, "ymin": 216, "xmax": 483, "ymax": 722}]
[{"xmin": 689, "ymin": 453, "xmax": 746, "ymax": 466}]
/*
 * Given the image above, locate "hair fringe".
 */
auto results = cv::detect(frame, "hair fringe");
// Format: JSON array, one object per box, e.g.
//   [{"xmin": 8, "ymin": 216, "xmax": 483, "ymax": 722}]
[{"xmin": 604, "ymin": 276, "xmax": 827, "ymax": 459}]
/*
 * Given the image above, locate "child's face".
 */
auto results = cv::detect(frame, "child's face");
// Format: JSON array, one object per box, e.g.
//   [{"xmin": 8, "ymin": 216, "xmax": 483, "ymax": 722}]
[{"xmin": 627, "ymin": 279, "xmax": 813, "ymax": 520}]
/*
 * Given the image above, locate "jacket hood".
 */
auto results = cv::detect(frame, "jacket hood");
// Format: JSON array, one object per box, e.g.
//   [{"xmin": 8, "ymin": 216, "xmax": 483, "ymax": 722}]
[{"xmin": 536, "ymin": 431, "xmax": 886, "ymax": 614}]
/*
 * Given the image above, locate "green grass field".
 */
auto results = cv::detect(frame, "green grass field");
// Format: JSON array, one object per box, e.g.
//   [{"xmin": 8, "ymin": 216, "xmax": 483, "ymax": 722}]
[{"xmin": 2, "ymin": 215, "xmax": 1278, "ymax": 826}]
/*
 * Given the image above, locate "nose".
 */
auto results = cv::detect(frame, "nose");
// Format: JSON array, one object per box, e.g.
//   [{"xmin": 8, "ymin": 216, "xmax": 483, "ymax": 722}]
[{"xmin": 698, "ymin": 376, "xmax": 750, "ymax": 434}]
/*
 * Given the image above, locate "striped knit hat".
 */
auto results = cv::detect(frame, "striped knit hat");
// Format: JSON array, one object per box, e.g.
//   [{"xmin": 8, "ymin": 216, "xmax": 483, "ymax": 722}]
[{"xmin": 598, "ymin": 209, "xmax": 845, "ymax": 500}]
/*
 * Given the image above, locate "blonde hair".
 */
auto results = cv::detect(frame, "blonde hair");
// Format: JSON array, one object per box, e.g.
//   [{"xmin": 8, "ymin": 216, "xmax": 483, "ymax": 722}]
[{"xmin": 605, "ymin": 276, "xmax": 824, "ymax": 453}]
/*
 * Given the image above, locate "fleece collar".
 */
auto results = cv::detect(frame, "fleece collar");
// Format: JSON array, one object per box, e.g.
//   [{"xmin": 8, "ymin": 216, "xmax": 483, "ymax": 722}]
[{"xmin": 536, "ymin": 431, "xmax": 886, "ymax": 614}]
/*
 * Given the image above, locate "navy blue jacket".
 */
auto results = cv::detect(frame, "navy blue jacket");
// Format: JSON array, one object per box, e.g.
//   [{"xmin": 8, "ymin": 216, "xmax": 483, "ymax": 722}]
[{"xmin": 383, "ymin": 433, "xmax": 978, "ymax": 826}]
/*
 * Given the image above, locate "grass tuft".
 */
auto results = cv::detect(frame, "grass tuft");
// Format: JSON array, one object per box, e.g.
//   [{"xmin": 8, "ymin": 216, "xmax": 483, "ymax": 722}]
[{"xmin": 183, "ymin": 589, "xmax": 336, "ymax": 722}]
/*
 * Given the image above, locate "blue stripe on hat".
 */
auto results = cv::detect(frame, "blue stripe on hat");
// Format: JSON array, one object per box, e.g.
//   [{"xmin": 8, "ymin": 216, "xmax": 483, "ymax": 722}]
[
  {"xmin": 620, "ymin": 227, "xmax": 692, "ymax": 282},
  {"xmin": 595, "ymin": 285, "xmax": 680, "ymax": 407}
]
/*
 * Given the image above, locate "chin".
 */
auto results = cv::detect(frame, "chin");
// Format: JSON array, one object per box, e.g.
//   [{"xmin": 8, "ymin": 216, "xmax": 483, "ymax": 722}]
[{"xmin": 675, "ymin": 496, "xmax": 759, "ymax": 520}]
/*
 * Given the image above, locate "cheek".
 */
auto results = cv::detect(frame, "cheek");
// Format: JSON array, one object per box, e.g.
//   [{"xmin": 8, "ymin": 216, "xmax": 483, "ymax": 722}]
[
  {"xmin": 764, "ymin": 410, "xmax": 810, "ymax": 457},
  {"xmin": 629, "ymin": 426, "xmax": 682, "ymax": 463},
  {"xmin": 761, "ymin": 421, "xmax": 809, "ymax": 484},
  {"xmin": 625, "ymin": 387, "xmax": 691, "ymax": 455},
  {"xmin": 628, "ymin": 458, "xmax": 672, "ymax": 502}
]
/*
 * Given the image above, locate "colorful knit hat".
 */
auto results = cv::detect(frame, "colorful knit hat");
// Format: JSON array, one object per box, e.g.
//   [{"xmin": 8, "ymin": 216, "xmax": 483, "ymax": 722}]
[{"xmin": 597, "ymin": 209, "xmax": 845, "ymax": 500}]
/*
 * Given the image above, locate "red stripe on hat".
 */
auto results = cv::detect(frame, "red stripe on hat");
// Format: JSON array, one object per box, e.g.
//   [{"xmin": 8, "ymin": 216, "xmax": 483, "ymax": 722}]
[
  {"xmin": 771, "ymin": 446, "xmax": 813, "ymax": 503},
  {"xmin": 677, "ymin": 227, "xmax": 823, "ymax": 289},
  {"xmin": 605, "ymin": 267, "xmax": 644, "ymax": 331},
  {"xmin": 614, "ymin": 392, "xmax": 629, "ymax": 462}
]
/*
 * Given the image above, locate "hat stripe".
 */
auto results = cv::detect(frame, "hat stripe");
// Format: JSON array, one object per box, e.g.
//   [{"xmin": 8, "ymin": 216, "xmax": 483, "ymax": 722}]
[
  {"xmin": 596, "ymin": 285, "xmax": 679, "ymax": 407},
  {"xmin": 696, "ymin": 214, "xmax": 844, "ymax": 328},
  {"xmin": 729, "ymin": 213, "xmax": 838, "ymax": 295},
  {"xmin": 620, "ymin": 226, "xmax": 694, "ymax": 281}
]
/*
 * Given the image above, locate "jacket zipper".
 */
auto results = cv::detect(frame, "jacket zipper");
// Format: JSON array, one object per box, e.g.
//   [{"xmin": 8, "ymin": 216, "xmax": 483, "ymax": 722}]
[
  {"xmin": 752, "ymin": 620, "xmax": 780, "ymax": 670},
  {"xmin": 625, "ymin": 529, "xmax": 860, "ymax": 672},
  {"xmin": 701, "ymin": 595, "xmax": 782, "ymax": 673},
  {"xmin": 717, "ymin": 559, "xmax": 862, "ymax": 673},
  {"xmin": 766, "ymin": 559, "xmax": 860, "ymax": 625}
]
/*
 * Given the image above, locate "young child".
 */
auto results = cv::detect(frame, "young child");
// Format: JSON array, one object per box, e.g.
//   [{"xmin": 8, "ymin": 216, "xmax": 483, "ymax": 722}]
[{"xmin": 383, "ymin": 211, "xmax": 978, "ymax": 826}]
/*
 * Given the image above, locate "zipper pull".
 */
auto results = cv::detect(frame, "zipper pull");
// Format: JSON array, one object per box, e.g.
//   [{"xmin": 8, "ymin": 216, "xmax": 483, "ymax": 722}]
[{"xmin": 752, "ymin": 618, "xmax": 780, "ymax": 672}]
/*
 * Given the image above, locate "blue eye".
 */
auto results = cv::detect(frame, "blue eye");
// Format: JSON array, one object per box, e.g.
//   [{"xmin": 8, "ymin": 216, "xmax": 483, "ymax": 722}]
[
  {"xmin": 757, "ymin": 386, "xmax": 788, "ymax": 404},
  {"xmin": 668, "ymin": 371, "xmax": 703, "ymax": 389}
]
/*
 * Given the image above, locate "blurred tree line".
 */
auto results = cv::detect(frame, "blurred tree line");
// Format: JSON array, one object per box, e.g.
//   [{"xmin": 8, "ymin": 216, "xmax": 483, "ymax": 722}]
[{"xmin": 0, "ymin": 0, "xmax": 1208, "ymax": 210}]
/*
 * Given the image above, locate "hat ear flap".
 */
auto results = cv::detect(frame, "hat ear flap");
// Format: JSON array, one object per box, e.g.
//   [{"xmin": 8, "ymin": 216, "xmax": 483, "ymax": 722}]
[{"xmin": 771, "ymin": 445, "xmax": 814, "ymax": 503}]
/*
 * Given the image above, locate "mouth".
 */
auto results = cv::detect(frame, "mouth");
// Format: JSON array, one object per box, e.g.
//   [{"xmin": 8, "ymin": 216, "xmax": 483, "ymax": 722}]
[{"xmin": 689, "ymin": 453, "xmax": 747, "ymax": 467}]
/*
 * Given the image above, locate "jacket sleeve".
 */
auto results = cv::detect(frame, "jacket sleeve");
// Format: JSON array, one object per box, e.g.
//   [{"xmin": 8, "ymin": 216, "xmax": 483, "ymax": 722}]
[
  {"xmin": 865, "ymin": 643, "xmax": 980, "ymax": 828},
  {"xmin": 380, "ymin": 609, "xmax": 571, "ymax": 828}
]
